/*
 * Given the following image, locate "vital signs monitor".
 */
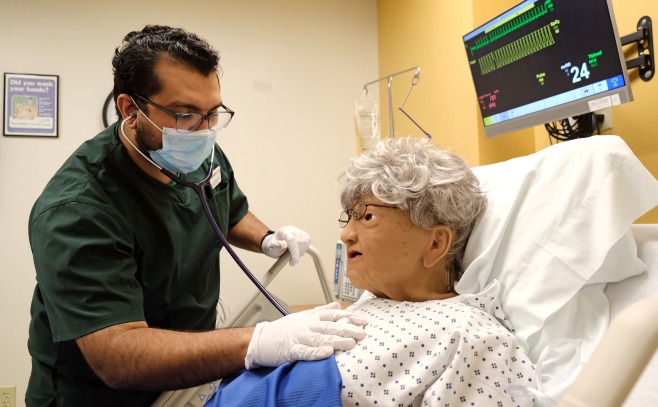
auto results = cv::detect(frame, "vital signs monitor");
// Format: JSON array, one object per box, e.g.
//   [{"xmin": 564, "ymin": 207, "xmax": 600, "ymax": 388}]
[{"xmin": 463, "ymin": 0, "xmax": 632, "ymax": 137}]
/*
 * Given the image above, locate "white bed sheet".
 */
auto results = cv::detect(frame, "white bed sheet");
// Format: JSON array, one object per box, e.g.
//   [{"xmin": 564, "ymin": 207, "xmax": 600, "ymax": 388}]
[
  {"xmin": 605, "ymin": 224, "xmax": 658, "ymax": 406},
  {"xmin": 459, "ymin": 136, "xmax": 657, "ymax": 366}
]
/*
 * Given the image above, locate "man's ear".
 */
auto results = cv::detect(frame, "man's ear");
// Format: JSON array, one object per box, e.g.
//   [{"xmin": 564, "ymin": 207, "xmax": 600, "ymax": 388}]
[
  {"xmin": 116, "ymin": 94, "xmax": 138, "ymax": 120},
  {"xmin": 422, "ymin": 226, "xmax": 452, "ymax": 268}
]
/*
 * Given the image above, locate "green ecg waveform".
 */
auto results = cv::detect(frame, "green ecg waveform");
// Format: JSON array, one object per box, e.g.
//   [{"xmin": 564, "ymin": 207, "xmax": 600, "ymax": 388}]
[
  {"xmin": 478, "ymin": 24, "xmax": 556, "ymax": 75},
  {"xmin": 470, "ymin": 0, "xmax": 554, "ymax": 55}
]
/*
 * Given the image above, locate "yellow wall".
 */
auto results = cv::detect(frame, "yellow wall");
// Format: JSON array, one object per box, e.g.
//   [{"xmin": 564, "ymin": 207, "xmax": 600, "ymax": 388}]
[
  {"xmin": 376, "ymin": 0, "xmax": 480, "ymax": 165},
  {"xmin": 377, "ymin": 0, "xmax": 658, "ymax": 222},
  {"xmin": 609, "ymin": 1, "xmax": 658, "ymax": 223}
]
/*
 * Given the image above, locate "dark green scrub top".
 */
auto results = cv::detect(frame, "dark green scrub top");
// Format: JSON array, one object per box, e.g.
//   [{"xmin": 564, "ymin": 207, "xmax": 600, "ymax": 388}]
[{"xmin": 26, "ymin": 123, "xmax": 249, "ymax": 406}]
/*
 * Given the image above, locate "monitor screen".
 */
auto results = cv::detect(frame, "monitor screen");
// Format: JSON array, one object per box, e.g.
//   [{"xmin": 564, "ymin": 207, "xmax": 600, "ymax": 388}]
[{"xmin": 463, "ymin": 0, "xmax": 632, "ymax": 137}]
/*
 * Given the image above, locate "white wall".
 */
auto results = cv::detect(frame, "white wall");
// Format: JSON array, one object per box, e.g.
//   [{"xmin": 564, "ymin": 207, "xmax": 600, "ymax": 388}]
[{"xmin": 0, "ymin": 0, "xmax": 378, "ymax": 403}]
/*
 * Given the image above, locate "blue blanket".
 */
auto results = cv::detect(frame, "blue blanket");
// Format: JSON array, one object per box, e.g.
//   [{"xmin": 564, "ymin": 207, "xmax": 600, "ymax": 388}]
[{"xmin": 205, "ymin": 355, "xmax": 342, "ymax": 407}]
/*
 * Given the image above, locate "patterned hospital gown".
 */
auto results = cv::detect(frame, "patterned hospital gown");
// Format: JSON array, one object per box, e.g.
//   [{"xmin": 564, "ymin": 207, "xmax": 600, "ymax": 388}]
[{"xmin": 335, "ymin": 280, "xmax": 535, "ymax": 407}]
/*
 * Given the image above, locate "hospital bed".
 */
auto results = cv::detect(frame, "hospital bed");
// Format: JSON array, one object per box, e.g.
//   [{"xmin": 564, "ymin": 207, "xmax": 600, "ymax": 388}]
[
  {"xmin": 559, "ymin": 225, "xmax": 658, "ymax": 407},
  {"xmin": 154, "ymin": 135, "xmax": 658, "ymax": 407}
]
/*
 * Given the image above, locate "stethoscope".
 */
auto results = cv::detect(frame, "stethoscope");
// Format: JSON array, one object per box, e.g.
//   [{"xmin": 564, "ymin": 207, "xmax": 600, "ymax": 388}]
[{"xmin": 119, "ymin": 118, "xmax": 289, "ymax": 316}]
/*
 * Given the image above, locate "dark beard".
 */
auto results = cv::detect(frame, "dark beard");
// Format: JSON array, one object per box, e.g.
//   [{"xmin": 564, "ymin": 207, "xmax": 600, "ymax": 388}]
[{"xmin": 134, "ymin": 120, "xmax": 163, "ymax": 153}]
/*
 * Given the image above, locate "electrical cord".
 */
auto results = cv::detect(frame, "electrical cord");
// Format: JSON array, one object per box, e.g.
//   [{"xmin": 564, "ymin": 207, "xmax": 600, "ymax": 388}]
[{"xmin": 545, "ymin": 112, "xmax": 603, "ymax": 144}]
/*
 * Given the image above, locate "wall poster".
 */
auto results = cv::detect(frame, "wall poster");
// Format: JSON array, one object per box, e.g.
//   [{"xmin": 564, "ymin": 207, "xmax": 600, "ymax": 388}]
[{"xmin": 4, "ymin": 73, "xmax": 59, "ymax": 137}]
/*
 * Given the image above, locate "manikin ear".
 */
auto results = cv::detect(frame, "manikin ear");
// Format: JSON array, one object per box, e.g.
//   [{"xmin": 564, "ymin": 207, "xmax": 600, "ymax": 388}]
[
  {"xmin": 115, "ymin": 94, "xmax": 138, "ymax": 121},
  {"xmin": 422, "ymin": 226, "xmax": 453, "ymax": 268}
]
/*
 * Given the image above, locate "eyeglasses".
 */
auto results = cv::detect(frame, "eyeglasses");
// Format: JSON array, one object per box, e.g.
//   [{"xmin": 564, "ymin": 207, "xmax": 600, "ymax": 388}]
[
  {"xmin": 131, "ymin": 94, "xmax": 234, "ymax": 133},
  {"xmin": 338, "ymin": 201, "xmax": 398, "ymax": 228}
]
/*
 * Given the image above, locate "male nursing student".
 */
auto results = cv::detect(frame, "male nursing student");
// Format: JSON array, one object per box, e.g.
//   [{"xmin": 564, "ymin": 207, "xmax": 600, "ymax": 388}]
[{"xmin": 26, "ymin": 25, "xmax": 366, "ymax": 406}]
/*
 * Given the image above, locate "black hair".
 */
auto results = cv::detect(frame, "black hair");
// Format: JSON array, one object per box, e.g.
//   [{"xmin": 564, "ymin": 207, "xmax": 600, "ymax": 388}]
[{"xmin": 111, "ymin": 25, "xmax": 220, "ymax": 118}]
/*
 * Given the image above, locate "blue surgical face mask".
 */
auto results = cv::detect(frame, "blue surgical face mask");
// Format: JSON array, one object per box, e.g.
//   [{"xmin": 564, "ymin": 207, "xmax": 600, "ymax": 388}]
[
  {"xmin": 150, "ymin": 127, "xmax": 217, "ymax": 173},
  {"xmin": 137, "ymin": 105, "xmax": 217, "ymax": 174}
]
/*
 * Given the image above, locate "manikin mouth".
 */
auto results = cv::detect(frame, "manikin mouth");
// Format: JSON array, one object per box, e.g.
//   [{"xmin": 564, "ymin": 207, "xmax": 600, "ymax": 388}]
[{"xmin": 347, "ymin": 249, "xmax": 362, "ymax": 259}]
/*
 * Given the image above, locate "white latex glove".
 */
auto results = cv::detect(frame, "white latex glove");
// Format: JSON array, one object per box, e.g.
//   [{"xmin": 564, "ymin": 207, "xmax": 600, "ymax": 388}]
[
  {"xmin": 244, "ymin": 302, "xmax": 367, "ymax": 370},
  {"xmin": 261, "ymin": 226, "xmax": 311, "ymax": 266}
]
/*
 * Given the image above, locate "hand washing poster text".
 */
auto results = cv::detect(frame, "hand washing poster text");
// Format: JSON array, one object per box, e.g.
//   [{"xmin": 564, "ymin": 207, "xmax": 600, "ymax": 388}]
[{"xmin": 4, "ymin": 73, "xmax": 58, "ymax": 136}]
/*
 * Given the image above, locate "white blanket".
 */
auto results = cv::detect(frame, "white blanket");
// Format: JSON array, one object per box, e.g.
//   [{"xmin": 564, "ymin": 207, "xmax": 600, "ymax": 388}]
[{"xmin": 336, "ymin": 280, "xmax": 535, "ymax": 406}]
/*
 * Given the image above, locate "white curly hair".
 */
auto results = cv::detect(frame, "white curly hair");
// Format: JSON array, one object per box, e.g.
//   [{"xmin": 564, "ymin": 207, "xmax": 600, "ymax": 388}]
[{"xmin": 339, "ymin": 136, "xmax": 487, "ymax": 285}]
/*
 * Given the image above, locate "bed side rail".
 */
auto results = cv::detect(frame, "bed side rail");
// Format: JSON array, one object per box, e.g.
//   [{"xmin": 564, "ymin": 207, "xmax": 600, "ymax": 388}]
[{"xmin": 556, "ymin": 297, "xmax": 658, "ymax": 407}]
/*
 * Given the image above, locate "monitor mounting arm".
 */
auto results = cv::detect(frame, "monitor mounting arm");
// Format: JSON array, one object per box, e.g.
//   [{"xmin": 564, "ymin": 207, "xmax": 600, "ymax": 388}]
[{"xmin": 620, "ymin": 16, "xmax": 654, "ymax": 81}]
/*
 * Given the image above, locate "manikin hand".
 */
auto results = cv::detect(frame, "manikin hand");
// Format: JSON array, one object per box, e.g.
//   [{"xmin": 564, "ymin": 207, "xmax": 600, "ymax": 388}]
[
  {"xmin": 261, "ymin": 226, "xmax": 311, "ymax": 266},
  {"xmin": 244, "ymin": 302, "xmax": 367, "ymax": 370}
]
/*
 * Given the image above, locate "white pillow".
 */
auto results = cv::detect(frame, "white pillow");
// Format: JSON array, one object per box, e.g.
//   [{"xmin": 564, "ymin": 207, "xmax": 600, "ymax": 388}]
[{"xmin": 456, "ymin": 135, "xmax": 658, "ymax": 364}]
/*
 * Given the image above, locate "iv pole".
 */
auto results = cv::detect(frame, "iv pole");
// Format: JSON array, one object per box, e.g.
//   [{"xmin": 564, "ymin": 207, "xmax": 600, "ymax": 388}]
[{"xmin": 363, "ymin": 66, "xmax": 420, "ymax": 138}]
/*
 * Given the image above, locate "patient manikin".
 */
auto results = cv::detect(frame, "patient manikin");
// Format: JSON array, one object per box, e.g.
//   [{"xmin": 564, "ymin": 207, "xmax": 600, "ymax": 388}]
[{"xmin": 209, "ymin": 137, "xmax": 536, "ymax": 406}]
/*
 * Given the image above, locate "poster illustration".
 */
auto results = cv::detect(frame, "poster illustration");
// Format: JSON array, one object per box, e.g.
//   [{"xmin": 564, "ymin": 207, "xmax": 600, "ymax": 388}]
[{"xmin": 4, "ymin": 73, "xmax": 58, "ymax": 137}]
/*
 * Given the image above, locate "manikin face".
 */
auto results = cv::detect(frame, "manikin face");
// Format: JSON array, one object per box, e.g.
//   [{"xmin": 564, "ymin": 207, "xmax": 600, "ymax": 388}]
[
  {"xmin": 340, "ymin": 195, "xmax": 450, "ymax": 301},
  {"xmin": 134, "ymin": 58, "xmax": 223, "ymax": 153}
]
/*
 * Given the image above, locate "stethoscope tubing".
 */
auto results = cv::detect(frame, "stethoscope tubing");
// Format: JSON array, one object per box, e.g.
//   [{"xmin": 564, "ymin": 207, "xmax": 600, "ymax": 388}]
[
  {"xmin": 162, "ymin": 166, "xmax": 289, "ymax": 317},
  {"xmin": 119, "ymin": 119, "xmax": 288, "ymax": 317}
]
